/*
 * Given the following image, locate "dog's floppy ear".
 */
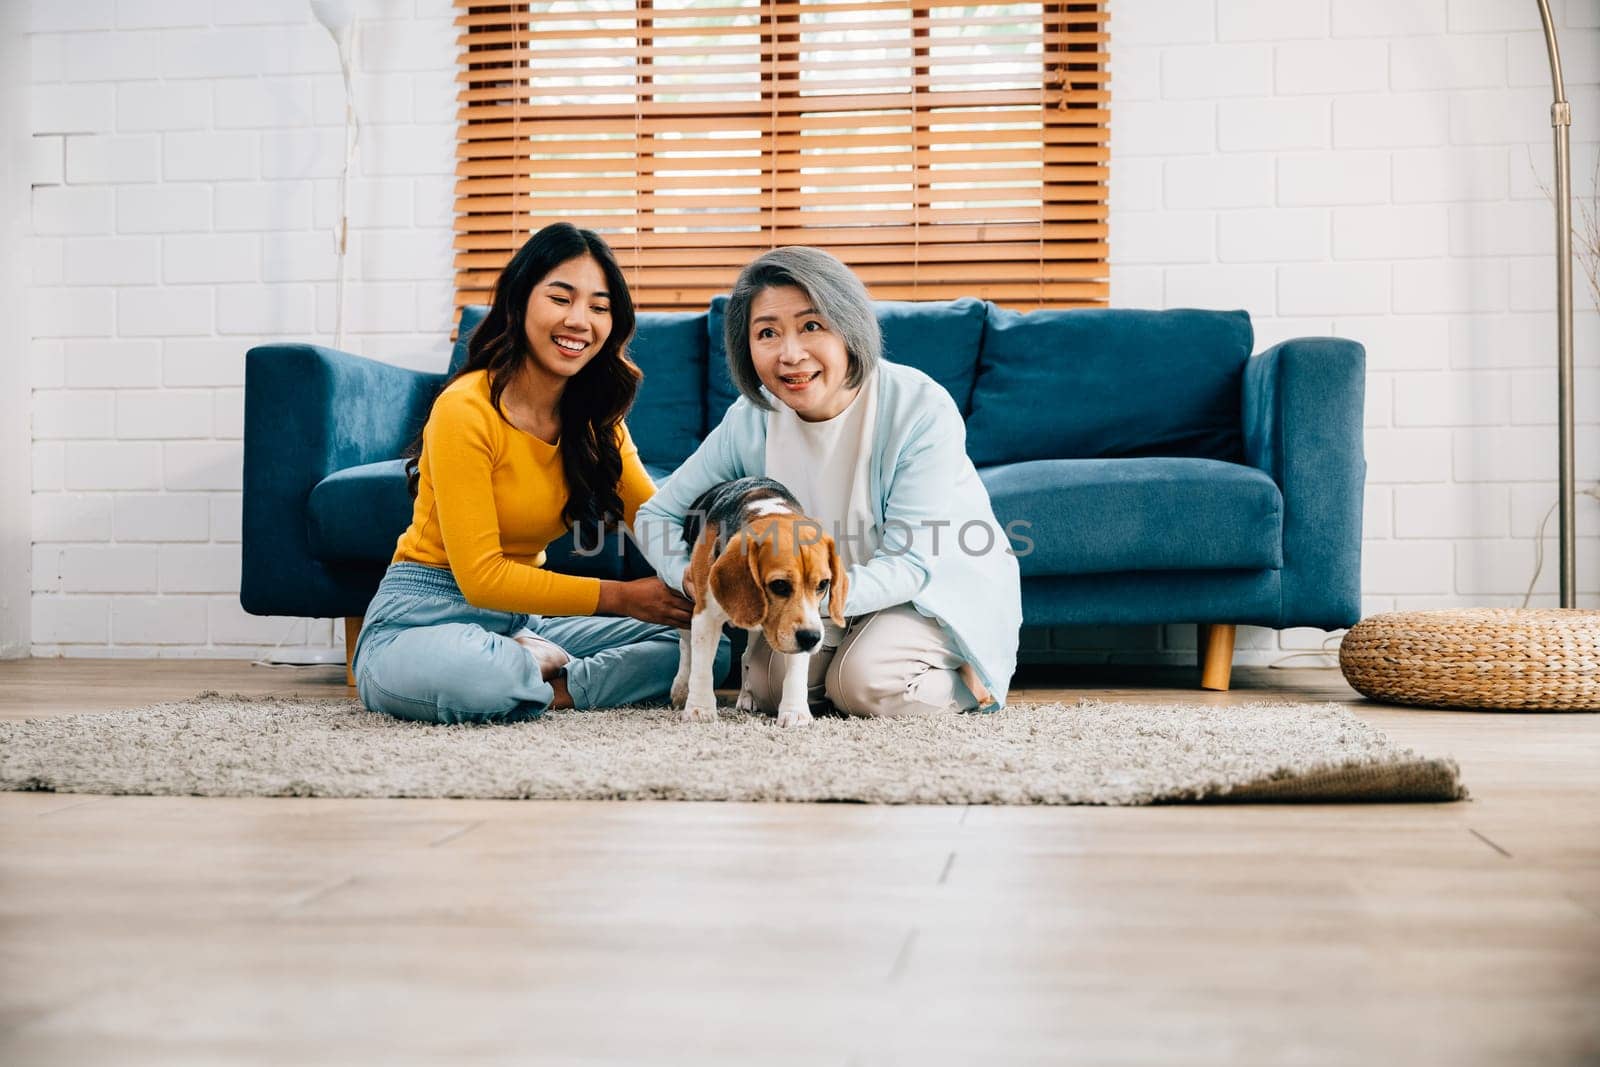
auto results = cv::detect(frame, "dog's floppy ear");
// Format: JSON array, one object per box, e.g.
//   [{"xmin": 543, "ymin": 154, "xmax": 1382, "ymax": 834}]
[
  {"xmin": 710, "ymin": 533, "xmax": 766, "ymax": 628},
  {"xmin": 825, "ymin": 535, "xmax": 848, "ymax": 627}
]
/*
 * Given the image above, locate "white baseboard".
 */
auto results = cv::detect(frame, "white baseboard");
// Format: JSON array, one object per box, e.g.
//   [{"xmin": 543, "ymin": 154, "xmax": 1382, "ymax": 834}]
[{"xmin": 263, "ymin": 648, "xmax": 346, "ymax": 666}]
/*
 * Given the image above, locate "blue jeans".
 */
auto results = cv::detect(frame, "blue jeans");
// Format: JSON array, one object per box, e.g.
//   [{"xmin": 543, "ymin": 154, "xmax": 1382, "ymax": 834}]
[{"xmin": 353, "ymin": 562, "xmax": 727, "ymax": 724}]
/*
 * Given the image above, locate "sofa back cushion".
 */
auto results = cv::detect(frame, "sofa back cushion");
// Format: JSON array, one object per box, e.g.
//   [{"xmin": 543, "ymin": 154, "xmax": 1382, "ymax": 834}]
[
  {"xmin": 626, "ymin": 310, "xmax": 709, "ymax": 468},
  {"xmin": 966, "ymin": 307, "xmax": 1254, "ymax": 467},
  {"xmin": 448, "ymin": 305, "xmax": 490, "ymax": 378},
  {"xmin": 875, "ymin": 297, "xmax": 986, "ymax": 413},
  {"xmin": 447, "ymin": 305, "xmax": 707, "ymax": 469},
  {"xmin": 706, "ymin": 295, "xmax": 986, "ymax": 427}
]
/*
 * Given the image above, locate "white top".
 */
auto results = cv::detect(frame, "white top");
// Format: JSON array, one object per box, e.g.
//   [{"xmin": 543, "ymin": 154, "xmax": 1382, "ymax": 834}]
[{"xmin": 765, "ymin": 371, "xmax": 880, "ymax": 575}]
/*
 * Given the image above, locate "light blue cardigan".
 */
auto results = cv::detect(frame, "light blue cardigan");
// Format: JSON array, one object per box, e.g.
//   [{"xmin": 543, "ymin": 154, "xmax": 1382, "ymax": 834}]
[{"xmin": 633, "ymin": 361, "xmax": 1022, "ymax": 709}]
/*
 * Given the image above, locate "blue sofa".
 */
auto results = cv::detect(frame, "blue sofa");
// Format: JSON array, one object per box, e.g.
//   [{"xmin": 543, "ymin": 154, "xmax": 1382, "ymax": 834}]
[{"xmin": 241, "ymin": 300, "xmax": 1365, "ymax": 690}]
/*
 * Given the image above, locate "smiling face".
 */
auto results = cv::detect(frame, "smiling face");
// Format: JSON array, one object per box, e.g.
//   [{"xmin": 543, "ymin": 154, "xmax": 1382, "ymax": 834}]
[
  {"xmin": 748, "ymin": 284, "xmax": 858, "ymax": 422},
  {"xmin": 521, "ymin": 253, "xmax": 613, "ymax": 386}
]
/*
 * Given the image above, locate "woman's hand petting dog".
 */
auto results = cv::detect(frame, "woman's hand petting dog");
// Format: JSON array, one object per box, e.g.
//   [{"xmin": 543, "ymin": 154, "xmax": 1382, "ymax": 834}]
[{"xmin": 598, "ymin": 577, "xmax": 694, "ymax": 628}]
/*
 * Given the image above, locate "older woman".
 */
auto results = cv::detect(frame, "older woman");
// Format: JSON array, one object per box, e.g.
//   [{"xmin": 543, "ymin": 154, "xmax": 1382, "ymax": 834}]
[{"xmin": 635, "ymin": 247, "xmax": 1021, "ymax": 717}]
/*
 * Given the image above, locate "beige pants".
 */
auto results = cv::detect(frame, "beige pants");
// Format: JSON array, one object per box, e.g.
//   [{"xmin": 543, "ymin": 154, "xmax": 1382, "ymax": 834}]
[{"xmin": 742, "ymin": 604, "xmax": 977, "ymax": 718}]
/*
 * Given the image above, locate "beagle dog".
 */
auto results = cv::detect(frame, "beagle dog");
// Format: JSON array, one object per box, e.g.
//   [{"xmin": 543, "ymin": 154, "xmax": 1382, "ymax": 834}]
[{"xmin": 669, "ymin": 476, "xmax": 847, "ymax": 727}]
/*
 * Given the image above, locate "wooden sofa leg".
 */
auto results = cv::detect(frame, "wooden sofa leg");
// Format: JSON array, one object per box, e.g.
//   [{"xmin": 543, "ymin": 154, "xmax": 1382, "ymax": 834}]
[
  {"xmin": 344, "ymin": 616, "xmax": 363, "ymax": 688},
  {"xmin": 1199, "ymin": 623, "xmax": 1236, "ymax": 692}
]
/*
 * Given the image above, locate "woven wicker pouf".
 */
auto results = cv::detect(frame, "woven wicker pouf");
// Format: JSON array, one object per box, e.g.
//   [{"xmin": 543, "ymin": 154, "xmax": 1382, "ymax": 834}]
[{"xmin": 1339, "ymin": 608, "xmax": 1600, "ymax": 711}]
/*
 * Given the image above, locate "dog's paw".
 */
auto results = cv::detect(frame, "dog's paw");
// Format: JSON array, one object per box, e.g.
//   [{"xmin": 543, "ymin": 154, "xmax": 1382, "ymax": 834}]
[
  {"xmin": 734, "ymin": 686, "xmax": 758, "ymax": 714},
  {"xmin": 680, "ymin": 702, "xmax": 718, "ymax": 723},
  {"xmin": 776, "ymin": 705, "xmax": 813, "ymax": 729},
  {"xmin": 669, "ymin": 680, "xmax": 688, "ymax": 709}
]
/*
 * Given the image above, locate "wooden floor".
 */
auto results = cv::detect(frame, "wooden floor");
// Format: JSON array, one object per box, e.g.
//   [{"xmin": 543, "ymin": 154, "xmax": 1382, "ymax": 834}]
[{"xmin": 1, "ymin": 660, "xmax": 1596, "ymax": 1067}]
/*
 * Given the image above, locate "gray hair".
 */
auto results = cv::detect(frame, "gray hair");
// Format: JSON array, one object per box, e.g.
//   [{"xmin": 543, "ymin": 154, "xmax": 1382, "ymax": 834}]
[{"xmin": 723, "ymin": 246, "xmax": 882, "ymax": 410}]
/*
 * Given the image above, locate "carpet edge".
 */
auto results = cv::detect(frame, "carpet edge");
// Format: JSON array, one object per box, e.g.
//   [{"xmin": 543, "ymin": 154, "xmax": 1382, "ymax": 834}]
[{"xmin": 1198, "ymin": 756, "xmax": 1467, "ymax": 804}]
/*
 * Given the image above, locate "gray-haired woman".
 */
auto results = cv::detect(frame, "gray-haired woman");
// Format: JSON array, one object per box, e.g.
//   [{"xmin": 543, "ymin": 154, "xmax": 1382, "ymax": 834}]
[{"xmin": 634, "ymin": 247, "xmax": 1021, "ymax": 717}]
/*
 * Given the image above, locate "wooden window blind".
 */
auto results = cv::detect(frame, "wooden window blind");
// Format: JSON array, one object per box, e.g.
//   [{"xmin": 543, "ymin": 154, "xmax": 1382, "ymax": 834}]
[{"xmin": 453, "ymin": 1, "xmax": 1109, "ymax": 312}]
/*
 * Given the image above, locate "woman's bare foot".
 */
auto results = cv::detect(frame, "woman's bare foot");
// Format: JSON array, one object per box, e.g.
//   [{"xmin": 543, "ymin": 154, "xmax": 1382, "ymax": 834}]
[
  {"xmin": 514, "ymin": 633, "xmax": 570, "ymax": 682},
  {"xmin": 548, "ymin": 673, "xmax": 574, "ymax": 710},
  {"xmin": 959, "ymin": 662, "xmax": 993, "ymax": 707}
]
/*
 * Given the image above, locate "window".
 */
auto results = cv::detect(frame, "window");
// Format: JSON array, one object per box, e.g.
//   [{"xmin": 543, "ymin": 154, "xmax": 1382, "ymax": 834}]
[{"xmin": 453, "ymin": 1, "xmax": 1109, "ymax": 311}]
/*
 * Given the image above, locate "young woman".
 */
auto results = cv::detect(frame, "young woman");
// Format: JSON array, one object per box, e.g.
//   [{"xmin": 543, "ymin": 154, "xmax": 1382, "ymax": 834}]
[
  {"xmin": 353, "ymin": 222, "xmax": 727, "ymax": 724},
  {"xmin": 636, "ymin": 247, "xmax": 1021, "ymax": 717}
]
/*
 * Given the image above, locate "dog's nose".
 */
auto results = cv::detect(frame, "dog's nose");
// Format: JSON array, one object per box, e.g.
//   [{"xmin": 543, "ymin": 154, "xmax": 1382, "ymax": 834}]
[{"xmin": 795, "ymin": 629, "xmax": 821, "ymax": 651}]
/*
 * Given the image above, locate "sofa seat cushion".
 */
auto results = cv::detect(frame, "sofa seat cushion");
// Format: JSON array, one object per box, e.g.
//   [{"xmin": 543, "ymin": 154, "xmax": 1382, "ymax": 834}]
[
  {"xmin": 967, "ymin": 307, "xmax": 1254, "ymax": 467},
  {"xmin": 307, "ymin": 460, "xmax": 683, "ymax": 566},
  {"xmin": 979, "ymin": 457, "xmax": 1283, "ymax": 578},
  {"xmin": 707, "ymin": 295, "xmax": 986, "ymax": 427}
]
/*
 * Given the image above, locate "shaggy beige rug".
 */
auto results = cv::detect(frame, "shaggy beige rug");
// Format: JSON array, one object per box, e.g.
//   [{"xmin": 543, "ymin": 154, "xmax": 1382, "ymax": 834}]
[{"xmin": 0, "ymin": 693, "xmax": 1465, "ymax": 805}]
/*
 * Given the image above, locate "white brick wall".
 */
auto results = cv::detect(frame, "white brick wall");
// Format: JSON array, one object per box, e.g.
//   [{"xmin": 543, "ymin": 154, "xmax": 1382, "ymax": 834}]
[
  {"xmin": 27, "ymin": 0, "xmax": 454, "ymax": 658},
  {"xmin": 20, "ymin": 0, "xmax": 1600, "ymax": 666}
]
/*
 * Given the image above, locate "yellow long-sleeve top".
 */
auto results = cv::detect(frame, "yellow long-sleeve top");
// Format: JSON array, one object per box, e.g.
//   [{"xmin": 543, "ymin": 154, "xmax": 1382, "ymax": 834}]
[{"xmin": 392, "ymin": 369, "xmax": 655, "ymax": 616}]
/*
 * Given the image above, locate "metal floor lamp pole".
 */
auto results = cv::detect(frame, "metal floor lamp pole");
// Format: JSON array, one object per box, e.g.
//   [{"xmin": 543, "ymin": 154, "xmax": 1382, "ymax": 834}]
[{"xmin": 1535, "ymin": 0, "xmax": 1575, "ymax": 607}]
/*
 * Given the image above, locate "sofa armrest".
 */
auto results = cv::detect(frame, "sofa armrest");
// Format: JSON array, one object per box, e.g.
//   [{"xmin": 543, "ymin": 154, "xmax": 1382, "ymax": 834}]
[
  {"xmin": 242, "ymin": 343, "xmax": 445, "ymax": 618},
  {"xmin": 1242, "ymin": 337, "xmax": 1366, "ymax": 629}
]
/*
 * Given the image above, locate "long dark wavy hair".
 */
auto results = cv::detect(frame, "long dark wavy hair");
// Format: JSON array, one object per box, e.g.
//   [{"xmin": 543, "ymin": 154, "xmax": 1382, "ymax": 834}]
[{"xmin": 407, "ymin": 223, "xmax": 641, "ymax": 533}]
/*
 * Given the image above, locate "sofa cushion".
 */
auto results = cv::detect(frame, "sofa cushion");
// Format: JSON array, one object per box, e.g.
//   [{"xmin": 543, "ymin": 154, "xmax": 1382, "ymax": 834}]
[
  {"xmin": 706, "ymin": 295, "xmax": 986, "ymax": 428},
  {"xmin": 307, "ymin": 459, "xmax": 682, "ymax": 573},
  {"xmin": 448, "ymin": 305, "xmax": 489, "ymax": 377},
  {"xmin": 308, "ymin": 459, "xmax": 415, "ymax": 562},
  {"xmin": 705, "ymin": 295, "xmax": 742, "ymax": 426},
  {"xmin": 979, "ymin": 457, "xmax": 1282, "ymax": 578},
  {"xmin": 875, "ymin": 297, "xmax": 985, "ymax": 413},
  {"xmin": 627, "ymin": 311, "xmax": 709, "ymax": 469},
  {"xmin": 967, "ymin": 307, "xmax": 1253, "ymax": 467}
]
